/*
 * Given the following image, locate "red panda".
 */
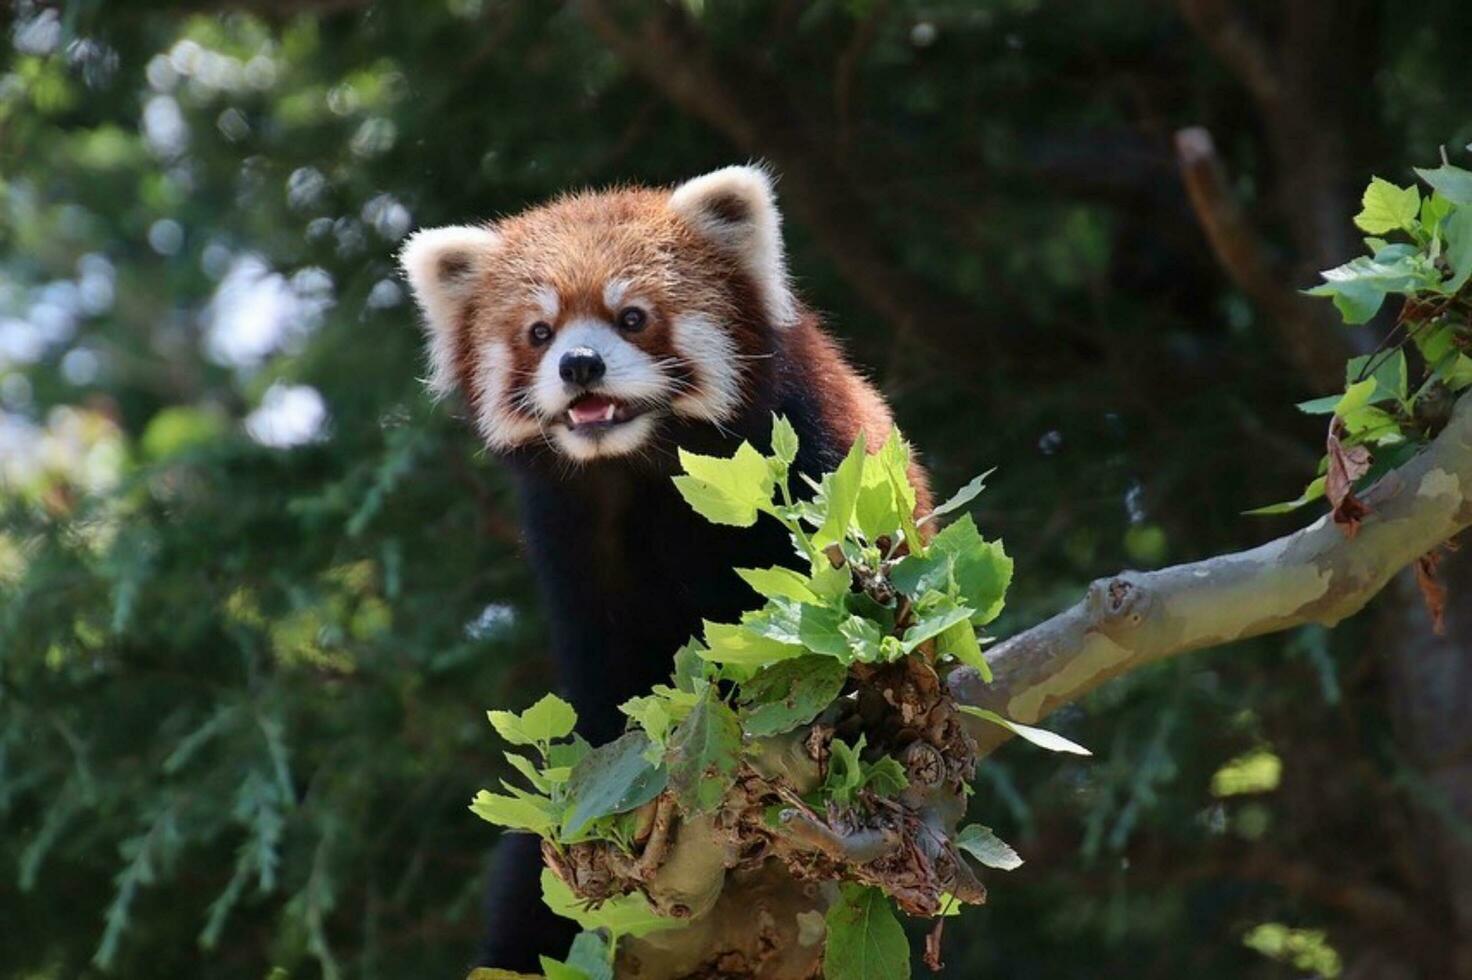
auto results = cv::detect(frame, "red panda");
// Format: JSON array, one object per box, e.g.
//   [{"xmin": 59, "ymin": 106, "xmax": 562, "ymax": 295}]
[{"xmin": 400, "ymin": 165, "xmax": 930, "ymax": 969}]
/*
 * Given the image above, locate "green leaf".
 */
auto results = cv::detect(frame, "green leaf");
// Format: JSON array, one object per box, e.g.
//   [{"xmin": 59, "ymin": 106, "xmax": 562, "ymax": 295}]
[
  {"xmin": 1306, "ymin": 278, "xmax": 1387, "ymax": 324},
  {"xmin": 469, "ymin": 788, "xmax": 558, "ymax": 836},
  {"xmin": 823, "ymin": 883, "xmax": 911, "ymax": 980},
  {"xmin": 900, "ymin": 599, "xmax": 975, "ymax": 653},
  {"xmin": 955, "ymin": 824, "xmax": 1023, "ymax": 871},
  {"xmin": 824, "ymin": 735, "xmax": 867, "ymax": 805},
  {"xmin": 1445, "ymin": 205, "xmax": 1472, "ymax": 293},
  {"xmin": 1415, "ymin": 164, "xmax": 1472, "ymax": 206},
  {"xmin": 795, "ymin": 601, "xmax": 851, "ymax": 658},
  {"xmin": 1244, "ymin": 475, "xmax": 1327, "ymax": 516},
  {"xmin": 1340, "ymin": 404, "xmax": 1402, "ymax": 444},
  {"xmin": 539, "ymin": 958, "xmax": 593, "ymax": 980},
  {"xmin": 813, "ymin": 433, "xmax": 867, "ymax": 548},
  {"xmin": 890, "ymin": 551, "xmax": 955, "ymax": 599},
  {"xmin": 1348, "ymin": 351, "xmax": 1407, "ymax": 403},
  {"xmin": 1333, "ymin": 378, "xmax": 1378, "ymax": 418},
  {"xmin": 838, "ymin": 615, "xmax": 885, "ymax": 663},
  {"xmin": 671, "ymin": 475, "xmax": 758, "ymax": 527},
  {"xmin": 738, "ymin": 656, "xmax": 848, "ymax": 737},
  {"xmin": 560, "ymin": 732, "xmax": 668, "ymax": 839},
  {"xmin": 852, "ymin": 430, "xmax": 914, "ymax": 542},
  {"xmin": 666, "ymin": 691, "xmax": 742, "ymax": 812},
  {"xmin": 487, "ymin": 694, "xmax": 578, "ymax": 748},
  {"xmin": 487, "ymin": 711, "xmax": 536, "ymax": 748},
  {"xmin": 807, "ymin": 558, "xmax": 853, "ymax": 601},
  {"xmin": 736, "ymin": 566, "xmax": 818, "ymax": 603},
  {"xmin": 770, "ymin": 414, "xmax": 799, "ymax": 467},
  {"xmin": 1294, "ymin": 394, "xmax": 1341, "ymax": 415},
  {"xmin": 958, "ymin": 706, "xmax": 1092, "ymax": 755},
  {"xmin": 1422, "ymin": 191, "xmax": 1456, "ymax": 230},
  {"xmin": 504, "ymin": 752, "xmax": 553, "ymax": 793},
  {"xmin": 673, "ymin": 442, "xmax": 775, "ymax": 527},
  {"xmin": 701, "ymin": 620, "xmax": 804, "ymax": 668},
  {"xmin": 562, "ymin": 931, "xmax": 613, "ymax": 980},
  {"xmin": 672, "ymin": 640, "xmax": 710, "ymax": 694},
  {"xmin": 619, "ymin": 694, "xmax": 676, "ymax": 749},
  {"xmin": 548, "ymin": 735, "xmax": 591, "ymax": 772},
  {"xmin": 739, "ymin": 599, "xmax": 805, "ymax": 646},
  {"xmin": 1354, "ymin": 177, "xmax": 1420, "ymax": 233},
  {"xmin": 1345, "ymin": 352, "xmax": 1407, "ymax": 404},
  {"xmin": 930, "ymin": 515, "xmax": 1012, "ymax": 625},
  {"xmin": 921, "ymin": 468, "xmax": 994, "ymax": 525},
  {"xmin": 540, "ymin": 868, "xmax": 681, "ymax": 938},
  {"xmin": 521, "ymin": 694, "xmax": 578, "ymax": 743},
  {"xmin": 860, "ymin": 756, "xmax": 908, "ymax": 797},
  {"xmin": 937, "ymin": 618, "xmax": 991, "ymax": 681}
]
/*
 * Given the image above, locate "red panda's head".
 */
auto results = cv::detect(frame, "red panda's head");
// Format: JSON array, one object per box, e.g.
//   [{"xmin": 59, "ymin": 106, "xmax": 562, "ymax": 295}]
[{"xmin": 399, "ymin": 166, "xmax": 796, "ymax": 462}]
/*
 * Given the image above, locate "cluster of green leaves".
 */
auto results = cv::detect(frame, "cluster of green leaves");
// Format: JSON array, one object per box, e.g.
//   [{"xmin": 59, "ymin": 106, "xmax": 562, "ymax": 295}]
[
  {"xmin": 472, "ymin": 417, "xmax": 1095, "ymax": 979},
  {"xmin": 1259, "ymin": 164, "xmax": 1472, "ymax": 514},
  {"xmin": 623, "ymin": 418, "xmax": 1021, "ymax": 820},
  {"xmin": 675, "ymin": 416, "xmax": 1010, "ymax": 678}
]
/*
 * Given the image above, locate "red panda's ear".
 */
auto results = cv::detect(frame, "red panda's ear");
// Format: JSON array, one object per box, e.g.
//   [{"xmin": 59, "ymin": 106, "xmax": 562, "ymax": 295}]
[
  {"xmin": 670, "ymin": 165, "xmax": 797, "ymax": 327},
  {"xmin": 398, "ymin": 224, "xmax": 501, "ymax": 396}
]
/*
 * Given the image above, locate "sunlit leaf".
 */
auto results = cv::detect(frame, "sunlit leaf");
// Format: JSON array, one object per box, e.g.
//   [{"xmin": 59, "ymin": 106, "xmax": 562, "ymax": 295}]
[
  {"xmin": 955, "ymin": 823, "xmax": 1023, "ymax": 870},
  {"xmin": 958, "ymin": 705, "xmax": 1092, "ymax": 755}
]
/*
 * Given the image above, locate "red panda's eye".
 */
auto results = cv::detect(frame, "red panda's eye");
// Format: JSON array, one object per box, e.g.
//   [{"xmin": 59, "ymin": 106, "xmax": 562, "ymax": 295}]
[
  {"xmin": 529, "ymin": 321, "xmax": 553, "ymax": 346},
  {"xmin": 616, "ymin": 306, "xmax": 647, "ymax": 333}
]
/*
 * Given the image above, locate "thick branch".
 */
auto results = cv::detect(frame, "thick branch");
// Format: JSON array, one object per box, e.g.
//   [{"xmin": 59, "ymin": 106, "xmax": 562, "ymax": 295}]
[{"xmin": 952, "ymin": 395, "xmax": 1472, "ymax": 754}]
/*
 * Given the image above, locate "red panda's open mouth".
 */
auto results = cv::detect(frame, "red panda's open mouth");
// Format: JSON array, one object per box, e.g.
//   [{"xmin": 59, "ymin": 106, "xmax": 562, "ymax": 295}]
[{"xmin": 564, "ymin": 394, "xmax": 644, "ymax": 431}]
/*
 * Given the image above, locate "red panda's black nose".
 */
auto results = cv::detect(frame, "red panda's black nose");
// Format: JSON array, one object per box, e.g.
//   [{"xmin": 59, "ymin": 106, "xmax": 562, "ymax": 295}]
[{"xmin": 559, "ymin": 348, "xmax": 606, "ymax": 387}]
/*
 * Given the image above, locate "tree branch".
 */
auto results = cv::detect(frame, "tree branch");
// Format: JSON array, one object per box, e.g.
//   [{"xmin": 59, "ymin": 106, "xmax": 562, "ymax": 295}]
[
  {"xmin": 1173, "ymin": 126, "xmax": 1349, "ymax": 390},
  {"xmin": 617, "ymin": 399, "xmax": 1472, "ymax": 976},
  {"xmin": 951, "ymin": 395, "xmax": 1472, "ymax": 754},
  {"xmin": 1174, "ymin": 0, "xmax": 1283, "ymax": 113}
]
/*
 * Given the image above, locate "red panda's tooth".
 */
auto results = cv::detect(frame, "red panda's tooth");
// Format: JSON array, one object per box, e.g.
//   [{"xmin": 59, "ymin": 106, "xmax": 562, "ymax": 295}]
[{"xmin": 601, "ymin": 403, "xmax": 616, "ymax": 423}]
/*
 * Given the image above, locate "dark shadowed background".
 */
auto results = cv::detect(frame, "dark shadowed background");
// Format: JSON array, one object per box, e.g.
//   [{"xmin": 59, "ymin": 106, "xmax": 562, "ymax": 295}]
[{"xmin": 3, "ymin": 1, "xmax": 1471, "ymax": 978}]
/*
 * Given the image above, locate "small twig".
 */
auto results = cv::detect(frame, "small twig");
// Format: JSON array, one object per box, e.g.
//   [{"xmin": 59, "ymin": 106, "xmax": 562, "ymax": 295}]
[{"xmin": 634, "ymin": 795, "xmax": 677, "ymax": 880}]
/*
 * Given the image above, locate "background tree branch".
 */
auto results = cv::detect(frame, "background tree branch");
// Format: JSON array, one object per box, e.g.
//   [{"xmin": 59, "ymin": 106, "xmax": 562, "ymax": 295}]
[{"xmin": 1173, "ymin": 126, "xmax": 1349, "ymax": 390}]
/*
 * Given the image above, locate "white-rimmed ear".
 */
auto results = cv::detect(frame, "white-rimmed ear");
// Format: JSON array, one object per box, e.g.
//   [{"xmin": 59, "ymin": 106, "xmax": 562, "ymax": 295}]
[
  {"xmin": 670, "ymin": 165, "xmax": 797, "ymax": 327},
  {"xmin": 398, "ymin": 224, "xmax": 501, "ymax": 395}
]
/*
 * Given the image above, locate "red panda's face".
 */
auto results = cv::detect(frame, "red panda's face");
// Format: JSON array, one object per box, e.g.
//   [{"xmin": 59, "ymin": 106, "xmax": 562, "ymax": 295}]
[{"xmin": 400, "ymin": 166, "xmax": 796, "ymax": 462}]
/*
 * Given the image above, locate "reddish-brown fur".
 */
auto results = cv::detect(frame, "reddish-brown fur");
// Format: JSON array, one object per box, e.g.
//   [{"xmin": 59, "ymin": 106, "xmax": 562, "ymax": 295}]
[
  {"xmin": 450, "ymin": 187, "xmax": 769, "ymax": 434},
  {"xmin": 782, "ymin": 316, "xmax": 933, "ymax": 516},
  {"xmin": 442, "ymin": 183, "xmax": 930, "ymax": 514}
]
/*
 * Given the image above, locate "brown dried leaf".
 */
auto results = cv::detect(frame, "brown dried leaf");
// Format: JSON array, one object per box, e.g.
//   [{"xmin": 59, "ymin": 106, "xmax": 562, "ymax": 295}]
[
  {"xmin": 1326, "ymin": 420, "xmax": 1372, "ymax": 538},
  {"xmin": 1415, "ymin": 550, "xmax": 1447, "ymax": 636},
  {"xmin": 924, "ymin": 917, "xmax": 946, "ymax": 971}
]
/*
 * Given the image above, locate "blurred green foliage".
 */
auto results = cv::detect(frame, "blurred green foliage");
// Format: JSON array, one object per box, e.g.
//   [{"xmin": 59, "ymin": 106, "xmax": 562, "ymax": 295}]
[{"xmin": 2, "ymin": 1, "xmax": 1471, "ymax": 978}]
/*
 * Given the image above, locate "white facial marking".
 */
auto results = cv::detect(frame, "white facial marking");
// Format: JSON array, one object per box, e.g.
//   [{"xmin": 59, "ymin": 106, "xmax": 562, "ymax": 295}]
[
  {"xmin": 420, "ymin": 324, "xmax": 458, "ymax": 400},
  {"xmin": 532, "ymin": 318, "xmax": 668, "ymax": 416},
  {"xmin": 552, "ymin": 413, "xmax": 658, "ymax": 462},
  {"xmin": 532, "ymin": 285, "xmax": 559, "ymax": 321},
  {"xmin": 602, "ymin": 279, "xmax": 631, "ymax": 311},
  {"xmin": 398, "ymin": 224, "xmax": 501, "ymax": 397},
  {"xmin": 671, "ymin": 313, "xmax": 744, "ymax": 423},
  {"xmin": 472, "ymin": 340, "xmax": 540, "ymax": 450}
]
